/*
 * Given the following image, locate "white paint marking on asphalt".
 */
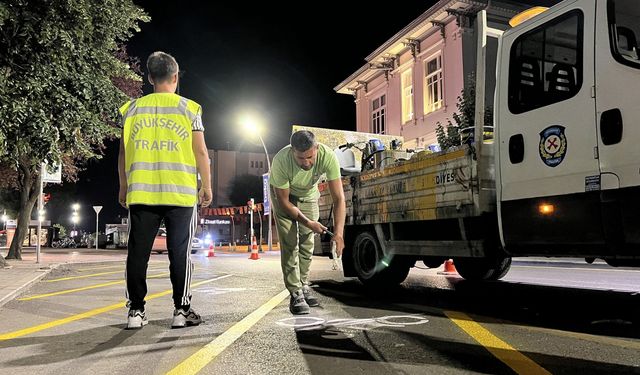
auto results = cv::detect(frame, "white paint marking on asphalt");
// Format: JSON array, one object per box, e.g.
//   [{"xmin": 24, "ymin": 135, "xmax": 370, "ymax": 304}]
[
  {"xmin": 514, "ymin": 265, "xmax": 640, "ymax": 273},
  {"xmin": 275, "ymin": 314, "xmax": 429, "ymax": 331}
]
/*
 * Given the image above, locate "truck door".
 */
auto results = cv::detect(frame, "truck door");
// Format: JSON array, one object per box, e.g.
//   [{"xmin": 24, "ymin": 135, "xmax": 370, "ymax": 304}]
[
  {"xmin": 497, "ymin": 1, "xmax": 603, "ymax": 254},
  {"xmin": 594, "ymin": 0, "xmax": 640, "ymax": 247}
]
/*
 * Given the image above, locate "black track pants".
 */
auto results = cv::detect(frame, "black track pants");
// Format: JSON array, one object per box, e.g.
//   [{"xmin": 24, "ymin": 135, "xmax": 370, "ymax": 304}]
[{"xmin": 126, "ymin": 204, "xmax": 196, "ymax": 310}]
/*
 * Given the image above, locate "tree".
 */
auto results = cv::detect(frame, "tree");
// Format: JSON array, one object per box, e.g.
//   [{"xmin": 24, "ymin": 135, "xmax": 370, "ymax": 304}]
[
  {"xmin": 228, "ymin": 174, "xmax": 264, "ymax": 207},
  {"xmin": 52, "ymin": 223, "xmax": 66, "ymax": 239},
  {"xmin": 435, "ymin": 73, "xmax": 494, "ymax": 151},
  {"xmin": 0, "ymin": 0, "xmax": 149, "ymax": 263}
]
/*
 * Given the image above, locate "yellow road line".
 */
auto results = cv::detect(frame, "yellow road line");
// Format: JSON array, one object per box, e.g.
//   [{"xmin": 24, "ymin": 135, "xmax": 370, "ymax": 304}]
[
  {"xmin": 167, "ymin": 289, "xmax": 289, "ymax": 375},
  {"xmin": 46, "ymin": 268, "xmax": 165, "ymax": 282},
  {"xmin": 444, "ymin": 311, "xmax": 551, "ymax": 375},
  {"xmin": 18, "ymin": 272, "xmax": 171, "ymax": 301},
  {"xmin": 77, "ymin": 264, "xmax": 125, "ymax": 272},
  {"xmin": 77, "ymin": 262, "xmax": 167, "ymax": 272},
  {"xmin": 0, "ymin": 274, "xmax": 232, "ymax": 341}
]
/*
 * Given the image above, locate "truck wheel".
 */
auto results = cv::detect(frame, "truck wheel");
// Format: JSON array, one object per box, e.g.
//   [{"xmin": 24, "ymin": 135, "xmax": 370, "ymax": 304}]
[
  {"xmin": 423, "ymin": 258, "xmax": 444, "ymax": 268},
  {"xmin": 352, "ymin": 231, "xmax": 410, "ymax": 286},
  {"xmin": 455, "ymin": 256, "xmax": 512, "ymax": 281}
]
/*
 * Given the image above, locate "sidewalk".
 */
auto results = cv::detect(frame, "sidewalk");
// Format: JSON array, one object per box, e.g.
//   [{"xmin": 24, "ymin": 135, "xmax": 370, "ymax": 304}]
[{"xmin": 0, "ymin": 248, "xmax": 128, "ymax": 308}]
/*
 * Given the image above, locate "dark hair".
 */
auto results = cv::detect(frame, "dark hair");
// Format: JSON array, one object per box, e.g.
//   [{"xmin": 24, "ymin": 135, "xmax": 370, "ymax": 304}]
[
  {"xmin": 290, "ymin": 130, "xmax": 317, "ymax": 152},
  {"xmin": 146, "ymin": 51, "xmax": 179, "ymax": 84}
]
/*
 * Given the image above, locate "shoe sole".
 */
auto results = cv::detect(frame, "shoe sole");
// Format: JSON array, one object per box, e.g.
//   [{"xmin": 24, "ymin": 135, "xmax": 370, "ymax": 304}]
[
  {"xmin": 289, "ymin": 308, "xmax": 310, "ymax": 315},
  {"xmin": 126, "ymin": 320, "xmax": 148, "ymax": 330},
  {"xmin": 306, "ymin": 301, "xmax": 320, "ymax": 307},
  {"xmin": 171, "ymin": 320, "xmax": 203, "ymax": 329}
]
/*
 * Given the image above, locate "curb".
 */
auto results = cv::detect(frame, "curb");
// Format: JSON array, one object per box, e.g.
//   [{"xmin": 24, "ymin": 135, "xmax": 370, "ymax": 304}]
[{"xmin": 0, "ymin": 263, "xmax": 61, "ymax": 308}]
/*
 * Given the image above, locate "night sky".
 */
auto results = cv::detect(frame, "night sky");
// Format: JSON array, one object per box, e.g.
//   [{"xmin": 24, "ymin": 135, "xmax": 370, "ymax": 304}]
[{"xmin": 61, "ymin": 0, "xmax": 557, "ymax": 231}]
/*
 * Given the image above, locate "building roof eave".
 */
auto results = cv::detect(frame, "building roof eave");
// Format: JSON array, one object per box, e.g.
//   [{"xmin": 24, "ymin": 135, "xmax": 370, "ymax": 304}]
[{"xmin": 335, "ymin": 0, "xmax": 489, "ymax": 95}]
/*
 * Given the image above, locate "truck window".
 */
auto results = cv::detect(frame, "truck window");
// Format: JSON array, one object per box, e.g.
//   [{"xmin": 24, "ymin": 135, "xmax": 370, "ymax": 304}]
[
  {"xmin": 608, "ymin": 0, "xmax": 640, "ymax": 68},
  {"xmin": 508, "ymin": 10, "xmax": 583, "ymax": 114}
]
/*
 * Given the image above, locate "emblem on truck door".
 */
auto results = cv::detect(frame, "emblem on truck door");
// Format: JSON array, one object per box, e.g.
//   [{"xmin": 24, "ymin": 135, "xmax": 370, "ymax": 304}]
[{"xmin": 539, "ymin": 125, "xmax": 567, "ymax": 167}]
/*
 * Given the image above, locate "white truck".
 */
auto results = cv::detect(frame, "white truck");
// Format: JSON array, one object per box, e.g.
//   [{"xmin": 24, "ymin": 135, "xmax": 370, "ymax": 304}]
[{"xmin": 318, "ymin": 0, "xmax": 640, "ymax": 285}]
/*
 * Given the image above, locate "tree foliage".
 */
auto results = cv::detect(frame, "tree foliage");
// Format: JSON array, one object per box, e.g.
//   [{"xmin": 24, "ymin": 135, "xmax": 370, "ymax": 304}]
[
  {"xmin": 228, "ymin": 174, "xmax": 264, "ymax": 207},
  {"xmin": 52, "ymin": 223, "xmax": 66, "ymax": 239},
  {"xmin": 435, "ymin": 73, "xmax": 494, "ymax": 150},
  {"xmin": 0, "ymin": 0, "xmax": 148, "ymax": 262}
]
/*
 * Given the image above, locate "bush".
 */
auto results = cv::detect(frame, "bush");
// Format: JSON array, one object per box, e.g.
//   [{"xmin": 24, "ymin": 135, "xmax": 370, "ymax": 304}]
[{"xmin": 436, "ymin": 73, "xmax": 493, "ymax": 150}]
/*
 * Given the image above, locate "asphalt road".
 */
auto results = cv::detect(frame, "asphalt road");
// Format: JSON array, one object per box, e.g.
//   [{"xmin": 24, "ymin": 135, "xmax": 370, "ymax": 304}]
[{"xmin": 0, "ymin": 252, "xmax": 638, "ymax": 375}]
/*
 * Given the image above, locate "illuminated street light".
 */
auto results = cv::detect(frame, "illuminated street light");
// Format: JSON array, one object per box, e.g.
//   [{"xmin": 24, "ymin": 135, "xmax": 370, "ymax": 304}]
[
  {"xmin": 239, "ymin": 114, "xmax": 273, "ymax": 252},
  {"xmin": 71, "ymin": 204, "xmax": 81, "ymax": 237}
]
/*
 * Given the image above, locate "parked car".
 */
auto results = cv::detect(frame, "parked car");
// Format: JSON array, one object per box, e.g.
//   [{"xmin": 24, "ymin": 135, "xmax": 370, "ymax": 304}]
[
  {"xmin": 190, "ymin": 237, "xmax": 202, "ymax": 254},
  {"xmin": 152, "ymin": 229, "xmax": 167, "ymax": 254},
  {"xmin": 153, "ymin": 229, "xmax": 202, "ymax": 254}
]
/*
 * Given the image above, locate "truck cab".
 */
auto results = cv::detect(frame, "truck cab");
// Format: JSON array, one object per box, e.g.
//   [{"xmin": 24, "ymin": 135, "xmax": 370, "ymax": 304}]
[{"xmin": 496, "ymin": 0, "xmax": 640, "ymax": 266}]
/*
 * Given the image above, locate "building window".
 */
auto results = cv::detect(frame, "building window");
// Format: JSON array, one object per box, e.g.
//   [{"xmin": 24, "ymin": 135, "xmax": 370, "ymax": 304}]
[
  {"xmin": 401, "ymin": 68, "xmax": 414, "ymax": 123},
  {"xmin": 260, "ymin": 161, "xmax": 264, "ymax": 169},
  {"xmin": 371, "ymin": 94, "xmax": 386, "ymax": 134},
  {"xmin": 424, "ymin": 54, "xmax": 444, "ymax": 114},
  {"xmin": 250, "ymin": 161, "xmax": 254, "ymax": 168},
  {"xmin": 508, "ymin": 10, "xmax": 583, "ymax": 114}
]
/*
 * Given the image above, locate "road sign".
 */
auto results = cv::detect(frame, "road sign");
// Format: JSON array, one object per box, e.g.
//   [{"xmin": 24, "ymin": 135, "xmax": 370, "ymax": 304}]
[
  {"xmin": 262, "ymin": 173, "xmax": 270, "ymax": 215},
  {"xmin": 42, "ymin": 161, "xmax": 62, "ymax": 183},
  {"xmin": 93, "ymin": 206, "xmax": 103, "ymax": 250}
]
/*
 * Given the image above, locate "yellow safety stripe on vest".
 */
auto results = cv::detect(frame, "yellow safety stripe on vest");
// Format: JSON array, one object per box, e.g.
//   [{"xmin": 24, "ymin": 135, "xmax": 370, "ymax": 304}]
[
  {"xmin": 125, "ymin": 106, "xmax": 198, "ymax": 123},
  {"xmin": 124, "ymin": 98, "xmax": 198, "ymax": 124},
  {"xmin": 128, "ymin": 183, "xmax": 197, "ymax": 196},
  {"xmin": 124, "ymin": 99, "xmax": 137, "ymax": 118},
  {"xmin": 127, "ymin": 161, "xmax": 197, "ymax": 175}
]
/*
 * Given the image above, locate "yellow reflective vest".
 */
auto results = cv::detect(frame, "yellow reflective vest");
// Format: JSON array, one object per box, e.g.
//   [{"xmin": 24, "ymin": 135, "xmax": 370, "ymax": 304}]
[{"xmin": 119, "ymin": 93, "xmax": 201, "ymax": 207}]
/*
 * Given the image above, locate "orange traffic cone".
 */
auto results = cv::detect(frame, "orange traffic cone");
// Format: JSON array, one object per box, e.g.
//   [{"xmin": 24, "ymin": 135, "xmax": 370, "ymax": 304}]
[
  {"xmin": 248, "ymin": 236, "xmax": 260, "ymax": 260},
  {"xmin": 207, "ymin": 243, "xmax": 215, "ymax": 257},
  {"xmin": 437, "ymin": 259, "xmax": 458, "ymax": 275}
]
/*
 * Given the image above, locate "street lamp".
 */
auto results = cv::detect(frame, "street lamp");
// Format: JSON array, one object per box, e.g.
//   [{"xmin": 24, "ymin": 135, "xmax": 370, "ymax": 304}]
[
  {"xmin": 71, "ymin": 203, "xmax": 80, "ymax": 237},
  {"xmin": 241, "ymin": 115, "xmax": 273, "ymax": 251}
]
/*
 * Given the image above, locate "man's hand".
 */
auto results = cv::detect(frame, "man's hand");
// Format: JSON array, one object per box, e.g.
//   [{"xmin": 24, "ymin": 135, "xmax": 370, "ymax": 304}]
[
  {"xmin": 118, "ymin": 186, "xmax": 127, "ymax": 209},
  {"xmin": 332, "ymin": 234, "xmax": 345, "ymax": 257},
  {"xmin": 307, "ymin": 221, "xmax": 327, "ymax": 234},
  {"xmin": 199, "ymin": 187, "xmax": 213, "ymax": 207}
]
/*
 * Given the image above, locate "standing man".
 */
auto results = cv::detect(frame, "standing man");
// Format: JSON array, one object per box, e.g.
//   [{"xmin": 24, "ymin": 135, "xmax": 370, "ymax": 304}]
[
  {"xmin": 118, "ymin": 51, "xmax": 212, "ymax": 329},
  {"xmin": 270, "ymin": 130, "xmax": 346, "ymax": 315}
]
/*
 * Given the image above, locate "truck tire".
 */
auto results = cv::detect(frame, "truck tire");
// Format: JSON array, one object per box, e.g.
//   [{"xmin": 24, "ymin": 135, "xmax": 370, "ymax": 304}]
[
  {"xmin": 423, "ymin": 258, "xmax": 445, "ymax": 268},
  {"xmin": 352, "ymin": 231, "xmax": 411, "ymax": 287},
  {"xmin": 454, "ymin": 256, "xmax": 512, "ymax": 281}
]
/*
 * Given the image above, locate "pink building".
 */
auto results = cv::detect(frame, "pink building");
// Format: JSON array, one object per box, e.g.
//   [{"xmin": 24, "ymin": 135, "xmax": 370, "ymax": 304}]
[{"xmin": 335, "ymin": 0, "xmax": 540, "ymax": 150}]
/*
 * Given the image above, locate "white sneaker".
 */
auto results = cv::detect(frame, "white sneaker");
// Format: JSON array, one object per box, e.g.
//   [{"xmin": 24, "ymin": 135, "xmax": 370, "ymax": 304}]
[
  {"xmin": 171, "ymin": 308, "xmax": 203, "ymax": 328},
  {"xmin": 126, "ymin": 309, "xmax": 148, "ymax": 330}
]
